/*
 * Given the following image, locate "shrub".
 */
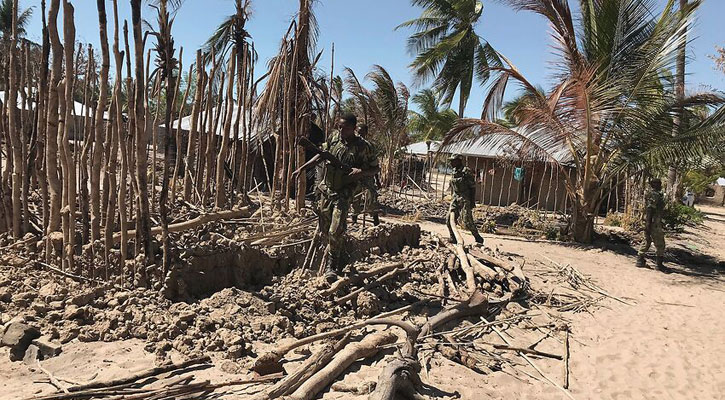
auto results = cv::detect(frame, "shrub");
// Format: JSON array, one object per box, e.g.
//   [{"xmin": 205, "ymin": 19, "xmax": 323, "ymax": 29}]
[
  {"xmin": 662, "ymin": 202, "xmax": 704, "ymax": 231},
  {"xmin": 603, "ymin": 210, "xmax": 643, "ymax": 232},
  {"xmin": 603, "ymin": 212, "xmax": 623, "ymax": 227}
]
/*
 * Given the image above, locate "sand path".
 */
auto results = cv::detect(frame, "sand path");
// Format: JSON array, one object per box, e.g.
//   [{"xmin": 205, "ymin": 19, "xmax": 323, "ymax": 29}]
[{"xmin": 411, "ymin": 205, "xmax": 725, "ymax": 399}]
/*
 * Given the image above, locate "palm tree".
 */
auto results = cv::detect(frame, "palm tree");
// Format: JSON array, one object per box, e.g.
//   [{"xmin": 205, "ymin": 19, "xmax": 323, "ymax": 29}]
[
  {"xmin": 344, "ymin": 66, "xmax": 410, "ymax": 186},
  {"xmin": 442, "ymin": 0, "xmax": 725, "ymax": 243},
  {"xmin": 0, "ymin": 0, "xmax": 32, "ymax": 91},
  {"xmin": 148, "ymin": 0, "xmax": 181, "ymax": 275},
  {"xmin": 666, "ymin": 0, "xmax": 689, "ymax": 201},
  {"xmin": 397, "ymin": 0, "xmax": 500, "ymax": 116},
  {"xmin": 0, "ymin": 0, "xmax": 32, "ymax": 39},
  {"xmin": 408, "ymin": 88, "xmax": 458, "ymax": 143},
  {"xmin": 202, "ymin": 0, "xmax": 253, "ymax": 65},
  {"xmin": 256, "ymin": 0, "xmax": 318, "ymax": 211}
]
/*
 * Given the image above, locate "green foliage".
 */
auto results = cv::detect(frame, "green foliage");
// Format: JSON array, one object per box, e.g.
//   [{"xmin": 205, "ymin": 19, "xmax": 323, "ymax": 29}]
[
  {"xmin": 682, "ymin": 168, "xmax": 725, "ymax": 196},
  {"xmin": 662, "ymin": 202, "xmax": 704, "ymax": 231},
  {"xmin": 0, "ymin": 0, "xmax": 33, "ymax": 38},
  {"xmin": 441, "ymin": 0, "xmax": 725, "ymax": 243},
  {"xmin": 397, "ymin": 0, "xmax": 501, "ymax": 115},
  {"xmin": 408, "ymin": 88, "xmax": 458, "ymax": 142},
  {"xmin": 510, "ymin": 207, "xmax": 561, "ymax": 240}
]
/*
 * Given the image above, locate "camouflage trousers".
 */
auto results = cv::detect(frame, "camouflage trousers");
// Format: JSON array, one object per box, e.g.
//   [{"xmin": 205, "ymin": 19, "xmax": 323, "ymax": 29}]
[
  {"xmin": 447, "ymin": 197, "xmax": 480, "ymax": 240},
  {"xmin": 638, "ymin": 224, "xmax": 665, "ymax": 257},
  {"xmin": 318, "ymin": 193, "xmax": 351, "ymax": 269},
  {"xmin": 351, "ymin": 181, "xmax": 379, "ymax": 218}
]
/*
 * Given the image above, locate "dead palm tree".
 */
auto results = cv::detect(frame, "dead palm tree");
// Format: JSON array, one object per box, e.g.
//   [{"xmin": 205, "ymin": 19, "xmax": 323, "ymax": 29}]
[
  {"xmin": 148, "ymin": 0, "xmax": 181, "ymax": 275},
  {"xmin": 256, "ymin": 0, "xmax": 318, "ymax": 211},
  {"xmin": 442, "ymin": 0, "xmax": 725, "ymax": 243}
]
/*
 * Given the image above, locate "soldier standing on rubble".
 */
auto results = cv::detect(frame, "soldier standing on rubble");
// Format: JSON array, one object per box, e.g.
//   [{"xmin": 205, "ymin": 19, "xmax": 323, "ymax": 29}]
[
  {"xmin": 318, "ymin": 113, "xmax": 380, "ymax": 281},
  {"xmin": 447, "ymin": 154, "xmax": 484, "ymax": 244},
  {"xmin": 637, "ymin": 178, "xmax": 669, "ymax": 273},
  {"xmin": 351, "ymin": 124, "xmax": 381, "ymax": 226}
]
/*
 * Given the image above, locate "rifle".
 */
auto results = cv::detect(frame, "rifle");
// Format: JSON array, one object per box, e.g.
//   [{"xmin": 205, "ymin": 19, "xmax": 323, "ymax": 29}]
[{"xmin": 298, "ymin": 136, "xmax": 352, "ymax": 173}]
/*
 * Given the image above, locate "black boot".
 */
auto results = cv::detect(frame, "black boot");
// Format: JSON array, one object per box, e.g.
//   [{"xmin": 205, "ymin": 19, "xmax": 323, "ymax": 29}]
[
  {"xmin": 655, "ymin": 256, "xmax": 671, "ymax": 274},
  {"xmin": 351, "ymin": 214, "xmax": 358, "ymax": 224},
  {"xmin": 635, "ymin": 256, "xmax": 646, "ymax": 268},
  {"xmin": 323, "ymin": 258, "xmax": 338, "ymax": 283},
  {"xmin": 473, "ymin": 232, "xmax": 484, "ymax": 245},
  {"xmin": 372, "ymin": 214, "xmax": 380, "ymax": 226}
]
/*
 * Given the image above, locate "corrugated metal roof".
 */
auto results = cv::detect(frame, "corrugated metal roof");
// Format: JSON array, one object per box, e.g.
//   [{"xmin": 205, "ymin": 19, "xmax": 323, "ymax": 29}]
[
  {"xmin": 1, "ymin": 90, "xmax": 112, "ymax": 120},
  {"xmin": 166, "ymin": 107, "xmax": 263, "ymax": 141},
  {"xmin": 403, "ymin": 141, "xmax": 440, "ymax": 156},
  {"xmin": 439, "ymin": 128, "xmax": 574, "ymax": 164}
]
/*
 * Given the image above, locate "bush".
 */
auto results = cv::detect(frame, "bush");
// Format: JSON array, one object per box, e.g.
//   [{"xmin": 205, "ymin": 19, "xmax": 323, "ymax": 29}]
[
  {"xmin": 662, "ymin": 202, "xmax": 704, "ymax": 231},
  {"xmin": 479, "ymin": 219, "xmax": 497, "ymax": 234},
  {"xmin": 603, "ymin": 210, "xmax": 643, "ymax": 232},
  {"xmin": 603, "ymin": 212, "xmax": 623, "ymax": 227}
]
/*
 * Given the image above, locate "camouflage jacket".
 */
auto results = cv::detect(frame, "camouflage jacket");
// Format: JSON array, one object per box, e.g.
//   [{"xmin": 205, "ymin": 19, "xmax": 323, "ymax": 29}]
[
  {"xmin": 319, "ymin": 133, "xmax": 378, "ymax": 198},
  {"xmin": 645, "ymin": 190, "xmax": 665, "ymax": 226},
  {"xmin": 451, "ymin": 166, "xmax": 476, "ymax": 203}
]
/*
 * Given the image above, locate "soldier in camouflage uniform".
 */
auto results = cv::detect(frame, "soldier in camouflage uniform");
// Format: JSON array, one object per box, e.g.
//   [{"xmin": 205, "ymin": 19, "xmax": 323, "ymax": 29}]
[
  {"xmin": 351, "ymin": 124, "xmax": 381, "ymax": 226},
  {"xmin": 318, "ymin": 114, "xmax": 380, "ymax": 281},
  {"xmin": 447, "ymin": 154, "xmax": 484, "ymax": 244},
  {"xmin": 637, "ymin": 178, "xmax": 669, "ymax": 272}
]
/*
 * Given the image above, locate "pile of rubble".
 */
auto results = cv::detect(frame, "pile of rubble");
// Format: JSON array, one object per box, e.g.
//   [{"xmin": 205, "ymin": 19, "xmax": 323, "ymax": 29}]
[
  {"xmin": 378, "ymin": 190, "xmax": 449, "ymax": 221},
  {"xmin": 0, "ymin": 203, "xmax": 613, "ymax": 400}
]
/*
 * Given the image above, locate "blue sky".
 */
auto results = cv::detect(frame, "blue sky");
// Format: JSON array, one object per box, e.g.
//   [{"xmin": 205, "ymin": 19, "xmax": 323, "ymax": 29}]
[{"xmin": 21, "ymin": 0, "xmax": 725, "ymax": 117}]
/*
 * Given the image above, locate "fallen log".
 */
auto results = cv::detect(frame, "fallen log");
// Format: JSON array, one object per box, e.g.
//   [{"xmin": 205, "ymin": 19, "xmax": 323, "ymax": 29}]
[
  {"xmin": 419, "ymin": 290, "xmax": 488, "ymax": 339},
  {"xmin": 255, "ymin": 334, "xmax": 352, "ymax": 399},
  {"xmin": 111, "ymin": 208, "xmax": 250, "ymax": 244},
  {"xmin": 466, "ymin": 254, "xmax": 499, "ymax": 282},
  {"xmin": 369, "ymin": 357, "xmax": 423, "ymax": 400},
  {"xmin": 252, "ymin": 303, "xmax": 422, "ymax": 375},
  {"xmin": 321, "ymin": 262, "xmax": 404, "ymax": 297},
  {"xmin": 470, "ymin": 247, "xmax": 526, "ymax": 283},
  {"xmin": 447, "ymin": 214, "xmax": 477, "ymax": 295},
  {"xmin": 286, "ymin": 331, "xmax": 397, "ymax": 400}
]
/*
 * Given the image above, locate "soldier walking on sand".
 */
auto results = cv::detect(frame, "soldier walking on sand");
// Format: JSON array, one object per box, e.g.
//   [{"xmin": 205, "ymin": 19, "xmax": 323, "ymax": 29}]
[
  {"xmin": 317, "ymin": 114, "xmax": 380, "ymax": 281},
  {"xmin": 447, "ymin": 154, "xmax": 484, "ymax": 244},
  {"xmin": 637, "ymin": 178, "xmax": 670, "ymax": 273},
  {"xmin": 351, "ymin": 124, "xmax": 381, "ymax": 226}
]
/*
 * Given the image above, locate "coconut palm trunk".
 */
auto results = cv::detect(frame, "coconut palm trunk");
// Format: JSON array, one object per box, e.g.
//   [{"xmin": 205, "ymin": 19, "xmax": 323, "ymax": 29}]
[
  {"xmin": 130, "ymin": 0, "xmax": 152, "ymax": 263},
  {"xmin": 156, "ymin": 0, "xmax": 179, "ymax": 277},
  {"xmin": 215, "ymin": 49, "xmax": 236, "ymax": 208},
  {"xmin": 183, "ymin": 50, "xmax": 205, "ymax": 202},
  {"xmin": 37, "ymin": 0, "xmax": 50, "ymax": 231},
  {"xmin": 61, "ymin": 0, "xmax": 77, "ymax": 271},
  {"xmin": 113, "ymin": 0, "xmax": 129, "ymax": 276},
  {"xmin": 6, "ymin": 0, "xmax": 22, "ymax": 238},
  {"xmin": 667, "ymin": 0, "xmax": 688, "ymax": 201},
  {"xmin": 45, "ymin": 0, "xmax": 62, "ymax": 259},
  {"xmin": 91, "ymin": 0, "xmax": 110, "ymax": 245}
]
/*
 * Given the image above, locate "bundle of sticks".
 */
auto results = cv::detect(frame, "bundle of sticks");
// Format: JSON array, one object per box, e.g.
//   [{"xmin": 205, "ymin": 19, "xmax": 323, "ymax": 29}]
[{"xmin": 28, "ymin": 356, "xmax": 282, "ymax": 400}]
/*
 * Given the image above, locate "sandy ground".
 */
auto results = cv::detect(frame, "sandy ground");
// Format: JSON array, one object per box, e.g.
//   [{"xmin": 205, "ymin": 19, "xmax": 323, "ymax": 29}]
[
  {"xmin": 413, "ymin": 204, "xmax": 725, "ymax": 400},
  {"xmin": 2, "ymin": 206, "xmax": 724, "ymax": 400}
]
